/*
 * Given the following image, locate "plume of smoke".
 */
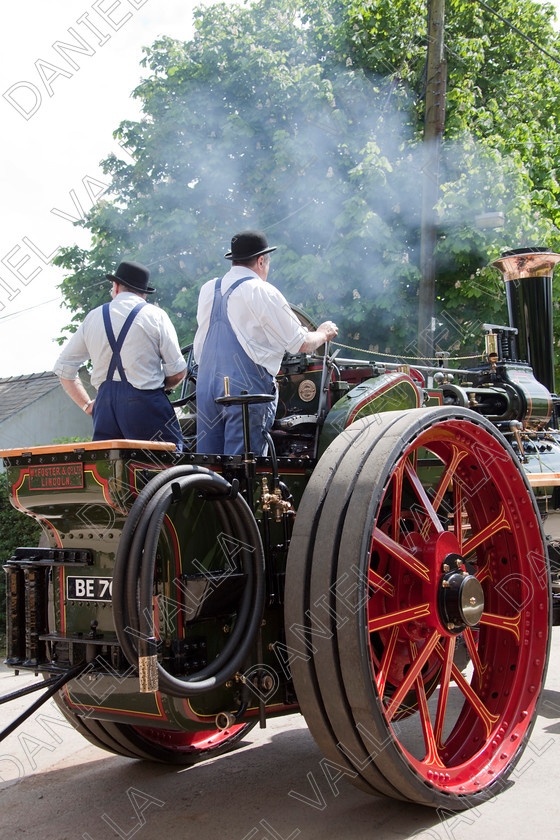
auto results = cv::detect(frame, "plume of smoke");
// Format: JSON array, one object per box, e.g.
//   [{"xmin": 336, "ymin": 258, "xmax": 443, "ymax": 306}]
[{"xmin": 97, "ymin": 23, "xmax": 545, "ymax": 357}]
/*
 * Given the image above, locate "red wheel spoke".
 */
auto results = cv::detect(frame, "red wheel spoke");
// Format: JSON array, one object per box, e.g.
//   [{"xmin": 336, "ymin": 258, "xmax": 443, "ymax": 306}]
[
  {"xmin": 461, "ymin": 504, "xmax": 510, "ymax": 556},
  {"xmin": 368, "ymin": 568, "xmax": 395, "ymax": 597},
  {"xmin": 430, "ymin": 446, "xmax": 468, "ymax": 515},
  {"xmin": 433, "ymin": 636, "xmax": 455, "ymax": 751},
  {"xmin": 385, "ymin": 629, "xmax": 440, "ymax": 720},
  {"xmin": 463, "ymin": 628, "xmax": 487, "ymax": 685},
  {"xmin": 369, "ymin": 603, "xmax": 431, "ymax": 635},
  {"xmin": 473, "ymin": 554, "xmax": 492, "ymax": 584},
  {"xmin": 453, "ymin": 480, "xmax": 464, "ymax": 544},
  {"xmin": 410, "ymin": 640, "xmax": 446, "ymax": 768},
  {"xmin": 404, "ymin": 461, "xmax": 445, "ymax": 535},
  {"xmin": 391, "ymin": 460, "xmax": 405, "ymax": 542},
  {"xmin": 435, "ymin": 641, "xmax": 499, "ymax": 738},
  {"xmin": 376, "ymin": 625, "xmax": 399, "ymax": 700},
  {"xmin": 372, "ymin": 527, "xmax": 430, "ymax": 582},
  {"xmin": 480, "ymin": 611, "xmax": 522, "ymax": 644}
]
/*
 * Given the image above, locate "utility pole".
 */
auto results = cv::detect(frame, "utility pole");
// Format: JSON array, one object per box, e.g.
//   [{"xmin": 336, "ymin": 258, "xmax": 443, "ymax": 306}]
[{"xmin": 417, "ymin": 0, "xmax": 446, "ymax": 361}]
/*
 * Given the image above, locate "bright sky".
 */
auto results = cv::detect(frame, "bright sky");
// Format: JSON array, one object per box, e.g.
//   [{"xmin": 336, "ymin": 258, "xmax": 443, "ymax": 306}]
[
  {"xmin": 0, "ymin": 0, "xmax": 559, "ymax": 379},
  {"xmin": 0, "ymin": 0, "xmax": 211, "ymax": 379}
]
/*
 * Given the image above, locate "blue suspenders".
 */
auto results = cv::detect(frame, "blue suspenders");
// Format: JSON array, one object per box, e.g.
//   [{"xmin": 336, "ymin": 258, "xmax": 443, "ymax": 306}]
[{"xmin": 102, "ymin": 301, "xmax": 146, "ymax": 382}]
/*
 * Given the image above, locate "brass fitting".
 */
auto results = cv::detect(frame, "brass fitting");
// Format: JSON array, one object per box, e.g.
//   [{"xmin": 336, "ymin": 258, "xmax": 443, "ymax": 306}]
[
  {"xmin": 215, "ymin": 711, "xmax": 236, "ymax": 730},
  {"xmin": 261, "ymin": 477, "xmax": 293, "ymax": 523},
  {"xmin": 485, "ymin": 332, "xmax": 499, "ymax": 371}
]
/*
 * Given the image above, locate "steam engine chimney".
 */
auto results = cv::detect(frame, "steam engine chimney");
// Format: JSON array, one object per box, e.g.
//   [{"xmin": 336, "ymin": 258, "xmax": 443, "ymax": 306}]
[{"xmin": 490, "ymin": 248, "xmax": 560, "ymax": 394}]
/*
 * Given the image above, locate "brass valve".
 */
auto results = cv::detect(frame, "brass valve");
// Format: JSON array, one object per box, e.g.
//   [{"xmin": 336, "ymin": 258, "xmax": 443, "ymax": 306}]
[{"xmin": 261, "ymin": 477, "xmax": 293, "ymax": 523}]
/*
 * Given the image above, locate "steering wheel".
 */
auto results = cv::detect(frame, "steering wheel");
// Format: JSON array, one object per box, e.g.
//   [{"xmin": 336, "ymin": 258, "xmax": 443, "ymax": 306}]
[
  {"xmin": 288, "ymin": 303, "xmax": 327, "ymax": 357},
  {"xmin": 170, "ymin": 344, "xmax": 197, "ymax": 408}
]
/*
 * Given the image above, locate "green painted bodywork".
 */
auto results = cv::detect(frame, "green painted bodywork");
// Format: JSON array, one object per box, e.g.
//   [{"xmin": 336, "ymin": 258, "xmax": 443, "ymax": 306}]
[
  {"xmin": 3, "ymin": 444, "xmax": 311, "ymax": 729},
  {"xmin": 319, "ymin": 371, "xmax": 421, "ymax": 456}
]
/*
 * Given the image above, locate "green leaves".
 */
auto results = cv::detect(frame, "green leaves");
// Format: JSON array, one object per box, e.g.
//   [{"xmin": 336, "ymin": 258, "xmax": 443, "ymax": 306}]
[{"xmin": 54, "ymin": 0, "xmax": 560, "ymax": 371}]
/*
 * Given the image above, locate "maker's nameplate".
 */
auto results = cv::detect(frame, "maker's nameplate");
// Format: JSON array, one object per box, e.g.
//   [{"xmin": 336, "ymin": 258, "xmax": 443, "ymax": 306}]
[{"xmin": 29, "ymin": 463, "xmax": 84, "ymax": 490}]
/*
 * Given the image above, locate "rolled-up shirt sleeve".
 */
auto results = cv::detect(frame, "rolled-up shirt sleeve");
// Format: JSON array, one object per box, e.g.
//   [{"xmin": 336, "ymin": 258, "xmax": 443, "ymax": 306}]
[
  {"xmin": 283, "ymin": 316, "xmax": 308, "ymax": 354},
  {"xmin": 256, "ymin": 286, "xmax": 308, "ymax": 355},
  {"xmin": 52, "ymin": 326, "xmax": 89, "ymax": 381}
]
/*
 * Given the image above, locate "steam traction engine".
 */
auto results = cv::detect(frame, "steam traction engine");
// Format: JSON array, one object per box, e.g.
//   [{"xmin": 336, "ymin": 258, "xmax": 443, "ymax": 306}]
[{"xmin": 2, "ymin": 249, "xmax": 559, "ymax": 810}]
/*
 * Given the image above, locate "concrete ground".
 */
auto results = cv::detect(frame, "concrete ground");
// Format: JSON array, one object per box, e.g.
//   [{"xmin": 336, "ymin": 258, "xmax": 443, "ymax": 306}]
[{"xmin": 0, "ymin": 627, "xmax": 559, "ymax": 840}]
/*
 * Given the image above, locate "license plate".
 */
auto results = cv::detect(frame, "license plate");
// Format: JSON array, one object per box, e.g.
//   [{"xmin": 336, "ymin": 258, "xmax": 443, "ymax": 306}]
[{"xmin": 66, "ymin": 576, "xmax": 113, "ymax": 602}]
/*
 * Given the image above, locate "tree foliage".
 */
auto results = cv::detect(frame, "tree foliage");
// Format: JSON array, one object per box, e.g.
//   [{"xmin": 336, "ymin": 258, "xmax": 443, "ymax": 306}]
[
  {"xmin": 54, "ymin": 0, "xmax": 560, "ymax": 365},
  {"xmin": 346, "ymin": 0, "xmax": 560, "ymax": 349}
]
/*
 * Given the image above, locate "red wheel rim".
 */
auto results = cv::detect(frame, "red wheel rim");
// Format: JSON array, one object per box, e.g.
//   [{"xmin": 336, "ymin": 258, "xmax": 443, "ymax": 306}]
[
  {"xmin": 367, "ymin": 419, "xmax": 549, "ymax": 794},
  {"xmin": 130, "ymin": 723, "xmax": 248, "ymax": 754}
]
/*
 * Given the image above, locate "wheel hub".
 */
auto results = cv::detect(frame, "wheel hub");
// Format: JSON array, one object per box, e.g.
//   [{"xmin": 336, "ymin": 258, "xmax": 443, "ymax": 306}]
[{"xmin": 437, "ymin": 553, "xmax": 484, "ymax": 634}]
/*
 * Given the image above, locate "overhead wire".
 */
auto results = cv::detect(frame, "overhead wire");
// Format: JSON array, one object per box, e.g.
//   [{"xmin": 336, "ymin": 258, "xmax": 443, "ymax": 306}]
[
  {"xmin": 472, "ymin": 0, "xmax": 560, "ymax": 68},
  {"xmin": 0, "ymin": 296, "xmax": 64, "ymax": 322}
]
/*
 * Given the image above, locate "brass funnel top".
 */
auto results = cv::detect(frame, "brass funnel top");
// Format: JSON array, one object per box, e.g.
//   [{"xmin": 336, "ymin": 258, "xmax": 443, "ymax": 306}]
[{"xmin": 491, "ymin": 247, "xmax": 560, "ymax": 281}]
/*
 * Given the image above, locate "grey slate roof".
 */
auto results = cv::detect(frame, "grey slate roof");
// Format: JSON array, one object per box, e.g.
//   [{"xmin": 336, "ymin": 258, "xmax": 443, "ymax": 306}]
[{"xmin": 0, "ymin": 372, "xmax": 60, "ymax": 425}]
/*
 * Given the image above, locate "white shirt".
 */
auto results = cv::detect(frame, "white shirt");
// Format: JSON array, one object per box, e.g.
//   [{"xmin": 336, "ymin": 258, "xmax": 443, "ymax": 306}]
[
  {"xmin": 53, "ymin": 292, "xmax": 187, "ymax": 390},
  {"xmin": 193, "ymin": 267, "xmax": 308, "ymax": 376}
]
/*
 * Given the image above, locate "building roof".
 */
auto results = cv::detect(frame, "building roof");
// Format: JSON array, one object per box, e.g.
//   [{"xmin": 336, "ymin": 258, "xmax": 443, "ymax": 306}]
[{"xmin": 0, "ymin": 372, "xmax": 61, "ymax": 425}]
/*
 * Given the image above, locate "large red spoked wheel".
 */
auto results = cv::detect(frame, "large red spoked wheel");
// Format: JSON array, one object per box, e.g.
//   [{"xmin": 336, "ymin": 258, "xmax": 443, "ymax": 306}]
[{"xmin": 285, "ymin": 407, "xmax": 551, "ymax": 808}]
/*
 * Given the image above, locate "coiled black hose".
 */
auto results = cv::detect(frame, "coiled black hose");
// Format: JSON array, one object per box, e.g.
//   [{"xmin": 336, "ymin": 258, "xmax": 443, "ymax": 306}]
[{"xmin": 112, "ymin": 465, "xmax": 265, "ymax": 697}]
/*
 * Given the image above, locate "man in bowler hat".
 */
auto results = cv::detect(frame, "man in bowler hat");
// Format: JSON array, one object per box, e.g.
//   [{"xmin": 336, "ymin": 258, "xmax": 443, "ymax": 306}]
[
  {"xmin": 194, "ymin": 230, "xmax": 338, "ymax": 455},
  {"xmin": 54, "ymin": 260, "xmax": 186, "ymax": 450}
]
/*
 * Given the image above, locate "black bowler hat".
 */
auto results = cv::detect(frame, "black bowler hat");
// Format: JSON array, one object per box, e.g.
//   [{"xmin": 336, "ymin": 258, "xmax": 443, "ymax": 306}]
[
  {"xmin": 106, "ymin": 260, "xmax": 155, "ymax": 294},
  {"xmin": 225, "ymin": 230, "xmax": 277, "ymax": 261}
]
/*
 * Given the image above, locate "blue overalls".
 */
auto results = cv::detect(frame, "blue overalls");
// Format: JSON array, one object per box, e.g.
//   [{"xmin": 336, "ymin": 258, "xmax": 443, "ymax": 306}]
[
  {"xmin": 196, "ymin": 276, "xmax": 278, "ymax": 455},
  {"xmin": 92, "ymin": 301, "xmax": 183, "ymax": 451}
]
